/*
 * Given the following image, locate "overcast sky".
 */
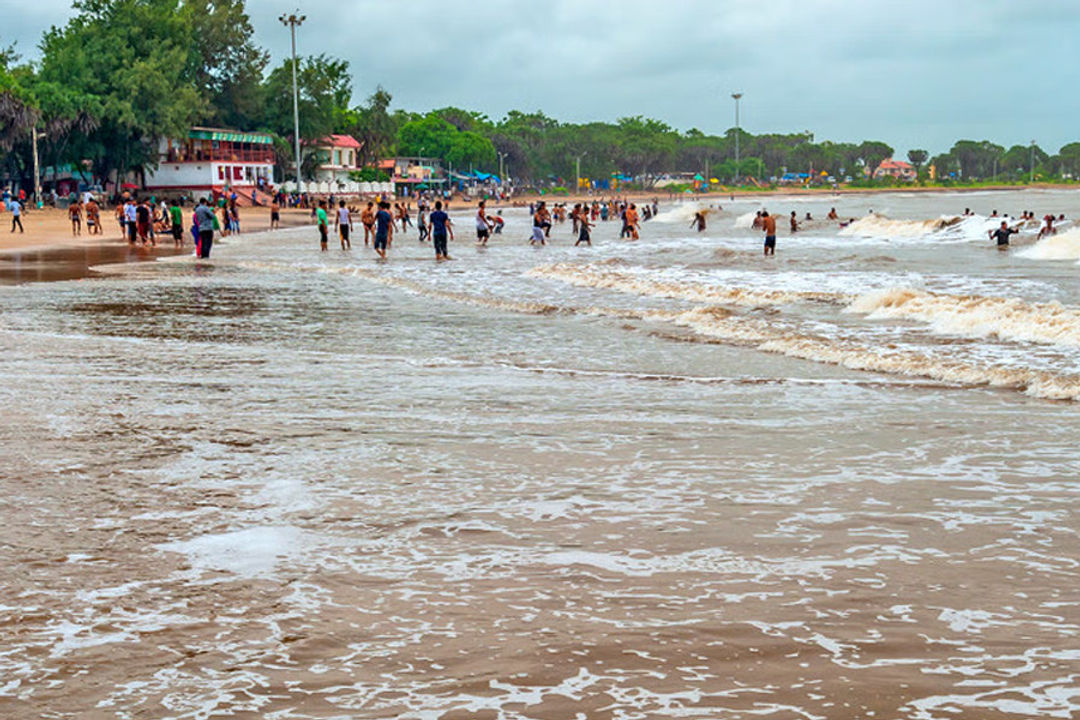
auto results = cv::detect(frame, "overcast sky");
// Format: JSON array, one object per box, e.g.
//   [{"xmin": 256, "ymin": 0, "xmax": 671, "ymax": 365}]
[{"xmin": 5, "ymin": 0, "xmax": 1079, "ymax": 156}]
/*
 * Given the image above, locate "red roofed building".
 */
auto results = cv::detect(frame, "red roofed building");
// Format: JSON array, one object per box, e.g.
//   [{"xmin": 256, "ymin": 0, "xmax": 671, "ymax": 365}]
[
  {"xmin": 312, "ymin": 135, "xmax": 363, "ymax": 186},
  {"xmin": 874, "ymin": 158, "xmax": 916, "ymax": 181}
]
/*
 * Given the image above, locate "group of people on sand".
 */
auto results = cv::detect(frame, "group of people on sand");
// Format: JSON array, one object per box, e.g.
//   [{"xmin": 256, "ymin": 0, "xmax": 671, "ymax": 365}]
[{"xmin": 67, "ymin": 197, "xmax": 103, "ymax": 236}]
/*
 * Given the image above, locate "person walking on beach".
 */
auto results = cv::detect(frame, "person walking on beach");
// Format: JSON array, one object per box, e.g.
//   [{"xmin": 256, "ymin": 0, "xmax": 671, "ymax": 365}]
[
  {"xmin": 762, "ymin": 210, "xmax": 777, "ymax": 256},
  {"xmin": 417, "ymin": 205, "xmax": 429, "ymax": 242},
  {"xmin": 68, "ymin": 199, "xmax": 83, "ymax": 235},
  {"xmin": 270, "ymin": 199, "xmax": 281, "ymax": 230},
  {"xmin": 194, "ymin": 198, "xmax": 215, "ymax": 259},
  {"xmin": 335, "ymin": 200, "xmax": 351, "ymax": 250},
  {"xmin": 316, "ymin": 200, "xmax": 329, "ymax": 251},
  {"xmin": 429, "ymin": 200, "xmax": 453, "ymax": 261},
  {"xmin": 9, "ymin": 198, "xmax": 23, "ymax": 233},
  {"xmin": 169, "ymin": 200, "xmax": 184, "ymax": 247},
  {"xmin": 373, "ymin": 201, "xmax": 393, "ymax": 259}
]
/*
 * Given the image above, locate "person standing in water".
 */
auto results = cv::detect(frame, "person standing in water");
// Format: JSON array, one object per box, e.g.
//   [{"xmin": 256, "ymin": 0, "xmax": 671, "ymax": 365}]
[
  {"xmin": 575, "ymin": 209, "xmax": 593, "ymax": 246},
  {"xmin": 194, "ymin": 198, "xmax": 215, "ymax": 258},
  {"xmin": 316, "ymin": 200, "xmax": 329, "ymax": 251},
  {"xmin": 690, "ymin": 210, "xmax": 706, "ymax": 232},
  {"xmin": 361, "ymin": 202, "xmax": 375, "ymax": 246},
  {"xmin": 373, "ymin": 201, "xmax": 393, "ymax": 259},
  {"xmin": 476, "ymin": 200, "xmax": 493, "ymax": 245},
  {"xmin": 169, "ymin": 200, "xmax": 184, "ymax": 247},
  {"xmin": 990, "ymin": 221, "xmax": 1019, "ymax": 249},
  {"xmin": 625, "ymin": 203, "xmax": 640, "ymax": 240},
  {"xmin": 429, "ymin": 200, "xmax": 453, "ymax": 260},
  {"xmin": 762, "ymin": 210, "xmax": 777, "ymax": 256},
  {"xmin": 335, "ymin": 200, "xmax": 352, "ymax": 250},
  {"xmin": 789, "ymin": 211, "xmax": 799, "ymax": 233}
]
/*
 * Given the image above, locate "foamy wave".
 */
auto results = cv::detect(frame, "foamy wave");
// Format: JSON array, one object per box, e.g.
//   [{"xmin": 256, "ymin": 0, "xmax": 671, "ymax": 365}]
[
  {"xmin": 734, "ymin": 211, "xmax": 760, "ymax": 229},
  {"xmin": 839, "ymin": 214, "xmax": 965, "ymax": 239},
  {"xmin": 651, "ymin": 202, "xmax": 716, "ymax": 224},
  {"xmin": 1017, "ymin": 226, "xmax": 1080, "ymax": 260},
  {"xmin": 669, "ymin": 306, "xmax": 1080, "ymax": 400},
  {"xmin": 847, "ymin": 287, "xmax": 1080, "ymax": 347},
  {"xmin": 529, "ymin": 263, "xmax": 848, "ymax": 307}
]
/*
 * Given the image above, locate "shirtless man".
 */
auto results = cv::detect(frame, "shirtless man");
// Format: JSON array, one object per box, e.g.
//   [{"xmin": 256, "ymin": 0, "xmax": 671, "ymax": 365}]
[
  {"xmin": 361, "ymin": 202, "xmax": 376, "ymax": 246},
  {"xmin": 575, "ymin": 210, "xmax": 593, "ymax": 246},
  {"xmin": 827, "ymin": 207, "xmax": 838, "ymax": 220},
  {"xmin": 761, "ymin": 210, "xmax": 777, "ymax": 256},
  {"xmin": 270, "ymin": 199, "xmax": 281, "ymax": 229},
  {"xmin": 69, "ymin": 200, "xmax": 83, "ymax": 236},
  {"xmin": 790, "ymin": 211, "xmax": 799, "ymax": 233}
]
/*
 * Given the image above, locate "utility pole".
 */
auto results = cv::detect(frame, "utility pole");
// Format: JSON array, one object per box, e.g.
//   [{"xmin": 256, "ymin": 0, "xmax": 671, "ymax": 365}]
[
  {"xmin": 280, "ymin": 11, "xmax": 306, "ymax": 195},
  {"xmin": 31, "ymin": 124, "xmax": 43, "ymax": 208},
  {"xmin": 1030, "ymin": 140, "xmax": 1036, "ymax": 184},
  {"xmin": 731, "ymin": 93, "xmax": 743, "ymax": 184},
  {"xmin": 575, "ymin": 152, "xmax": 587, "ymax": 194},
  {"xmin": 498, "ymin": 151, "xmax": 507, "ymax": 182}
]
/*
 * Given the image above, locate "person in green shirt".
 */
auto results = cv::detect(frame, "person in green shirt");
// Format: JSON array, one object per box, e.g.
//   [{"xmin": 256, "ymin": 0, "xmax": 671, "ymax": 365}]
[
  {"xmin": 169, "ymin": 201, "xmax": 184, "ymax": 247},
  {"xmin": 316, "ymin": 200, "xmax": 329, "ymax": 251}
]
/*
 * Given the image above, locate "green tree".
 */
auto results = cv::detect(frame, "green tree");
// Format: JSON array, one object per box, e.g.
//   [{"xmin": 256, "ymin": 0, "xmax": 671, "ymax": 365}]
[
  {"xmin": 185, "ymin": 0, "xmax": 268, "ymax": 129},
  {"xmin": 262, "ymin": 54, "xmax": 352, "ymax": 143},
  {"xmin": 37, "ymin": 0, "xmax": 205, "ymax": 191},
  {"xmin": 907, "ymin": 148, "xmax": 928, "ymax": 173},
  {"xmin": 857, "ymin": 141, "xmax": 894, "ymax": 178}
]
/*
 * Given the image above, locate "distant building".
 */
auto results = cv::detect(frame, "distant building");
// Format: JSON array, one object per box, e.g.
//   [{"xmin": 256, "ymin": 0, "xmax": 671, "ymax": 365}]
[
  {"xmin": 378, "ymin": 156, "xmax": 446, "ymax": 194},
  {"xmin": 145, "ymin": 127, "xmax": 275, "ymax": 195},
  {"xmin": 311, "ymin": 135, "xmax": 363, "ymax": 186},
  {"xmin": 874, "ymin": 159, "xmax": 916, "ymax": 181}
]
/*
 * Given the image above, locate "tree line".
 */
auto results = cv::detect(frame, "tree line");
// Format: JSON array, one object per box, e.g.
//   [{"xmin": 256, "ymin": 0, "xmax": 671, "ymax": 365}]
[{"xmin": 2, "ymin": 0, "xmax": 1077, "ymax": 193}]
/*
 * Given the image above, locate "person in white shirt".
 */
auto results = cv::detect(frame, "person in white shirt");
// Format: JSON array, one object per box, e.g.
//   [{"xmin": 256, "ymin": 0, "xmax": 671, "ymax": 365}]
[{"xmin": 334, "ymin": 200, "xmax": 352, "ymax": 250}]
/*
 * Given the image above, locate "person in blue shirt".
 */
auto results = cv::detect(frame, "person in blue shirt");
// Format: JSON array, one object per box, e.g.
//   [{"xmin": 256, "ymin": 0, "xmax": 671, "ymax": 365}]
[
  {"xmin": 373, "ymin": 201, "xmax": 394, "ymax": 259},
  {"xmin": 9, "ymin": 199, "xmax": 23, "ymax": 233},
  {"xmin": 429, "ymin": 200, "xmax": 453, "ymax": 261}
]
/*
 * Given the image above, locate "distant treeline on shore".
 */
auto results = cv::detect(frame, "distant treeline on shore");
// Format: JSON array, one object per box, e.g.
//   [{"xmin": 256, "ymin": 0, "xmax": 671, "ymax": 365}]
[{"xmin": 3, "ymin": 0, "xmax": 1078, "ymax": 193}]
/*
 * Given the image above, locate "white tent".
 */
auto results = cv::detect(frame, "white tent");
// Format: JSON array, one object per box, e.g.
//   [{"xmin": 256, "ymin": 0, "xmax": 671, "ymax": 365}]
[{"xmin": 360, "ymin": 182, "xmax": 373, "ymax": 194}]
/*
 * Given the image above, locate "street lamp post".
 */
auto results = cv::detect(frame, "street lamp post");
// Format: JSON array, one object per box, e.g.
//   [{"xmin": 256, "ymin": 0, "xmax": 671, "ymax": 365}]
[
  {"xmin": 498, "ymin": 151, "xmax": 507, "ymax": 182},
  {"xmin": 280, "ymin": 11, "xmax": 306, "ymax": 196},
  {"xmin": 731, "ymin": 93, "xmax": 743, "ymax": 185},
  {"xmin": 1030, "ymin": 140, "xmax": 1036, "ymax": 184},
  {"xmin": 575, "ymin": 152, "xmax": 587, "ymax": 195},
  {"xmin": 31, "ymin": 124, "xmax": 44, "ymax": 208}
]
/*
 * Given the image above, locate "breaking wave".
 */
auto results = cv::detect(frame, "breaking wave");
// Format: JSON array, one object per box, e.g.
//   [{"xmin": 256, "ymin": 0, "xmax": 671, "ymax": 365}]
[
  {"xmin": 1017, "ymin": 226, "xmax": 1080, "ymax": 260},
  {"xmin": 528, "ymin": 263, "xmax": 849, "ymax": 307},
  {"xmin": 847, "ymin": 287, "xmax": 1080, "ymax": 347},
  {"xmin": 669, "ymin": 306, "xmax": 1080, "ymax": 400}
]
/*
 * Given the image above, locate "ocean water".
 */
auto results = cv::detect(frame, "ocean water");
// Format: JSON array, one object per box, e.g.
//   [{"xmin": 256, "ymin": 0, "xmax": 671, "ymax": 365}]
[{"xmin": 2, "ymin": 190, "xmax": 1079, "ymax": 719}]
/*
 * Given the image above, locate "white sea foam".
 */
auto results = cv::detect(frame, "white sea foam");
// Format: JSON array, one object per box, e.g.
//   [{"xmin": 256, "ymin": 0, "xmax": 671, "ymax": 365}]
[
  {"xmin": 1018, "ymin": 226, "xmax": 1080, "ymax": 260},
  {"xmin": 847, "ymin": 287, "xmax": 1080, "ymax": 347}
]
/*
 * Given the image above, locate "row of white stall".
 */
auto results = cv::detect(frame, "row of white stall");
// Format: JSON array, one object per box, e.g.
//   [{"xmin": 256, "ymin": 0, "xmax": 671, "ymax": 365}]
[{"xmin": 279, "ymin": 181, "xmax": 395, "ymax": 195}]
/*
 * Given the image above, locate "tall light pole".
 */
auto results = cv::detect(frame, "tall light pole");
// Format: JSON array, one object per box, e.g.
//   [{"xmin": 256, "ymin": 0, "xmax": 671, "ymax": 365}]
[
  {"xmin": 575, "ymin": 152, "xmax": 587, "ymax": 194},
  {"xmin": 280, "ymin": 11, "xmax": 306, "ymax": 195},
  {"xmin": 731, "ymin": 93, "xmax": 743, "ymax": 184},
  {"xmin": 1030, "ymin": 140, "xmax": 1036, "ymax": 184},
  {"xmin": 31, "ymin": 124, "xmax": 44, "ymax": 208},
  {"xmin": 497, "ymin": 151, "xmax": 507, "ymax": 182}
]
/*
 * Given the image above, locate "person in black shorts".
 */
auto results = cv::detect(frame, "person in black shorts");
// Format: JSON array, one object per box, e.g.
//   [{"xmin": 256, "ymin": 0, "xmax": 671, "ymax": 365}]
[
  {"xmin": 429, "ymin": 200, "xmax": 453, "ymax": 260},
  {"xmin": 989, "ymin": 221, "xmax": 1018, "ymax": 249},
  {"xmin": 373, "ymin": 201, "xmax": 393, "ymax": 259},
  {"xmin": 761, "ymin": 210, "xmax": 777, "ymax": 256},
  {"xmin": 575, "ymin": 211, "xmax": 592, "ymax": 246}
]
